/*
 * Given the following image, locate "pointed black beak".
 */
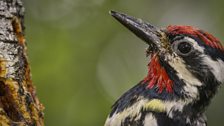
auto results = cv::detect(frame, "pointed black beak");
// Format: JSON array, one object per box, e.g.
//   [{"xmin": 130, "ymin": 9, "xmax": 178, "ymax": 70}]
[{"xmin": 110, "ymin": 10, "xmax": 163, "ymax": 50}]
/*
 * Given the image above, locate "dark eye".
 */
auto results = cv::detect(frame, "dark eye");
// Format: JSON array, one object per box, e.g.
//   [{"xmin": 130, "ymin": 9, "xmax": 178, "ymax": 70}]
[
  {"xmin": 173, "ymin": 41, "xmax": 193, "ymax": 56},
  {"xmin": 178, "ymin": 42, "xmax": 192, "ymax": 53}
]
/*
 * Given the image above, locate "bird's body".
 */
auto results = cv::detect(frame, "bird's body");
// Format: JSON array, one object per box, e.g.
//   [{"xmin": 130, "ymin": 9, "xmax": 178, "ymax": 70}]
[
  {"xmin": 105, "ymin": 82, "xmax": 207, "ymax": 126},
  {"xmin": 105, "ymin": 11, "xmax": 224, "ymax": 126}
]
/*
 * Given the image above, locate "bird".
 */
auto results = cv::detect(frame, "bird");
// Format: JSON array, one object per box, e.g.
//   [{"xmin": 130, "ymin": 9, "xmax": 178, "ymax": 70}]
[{"xmin": 104, "ymin": 10, "xmax": 224, "ymax": 126}]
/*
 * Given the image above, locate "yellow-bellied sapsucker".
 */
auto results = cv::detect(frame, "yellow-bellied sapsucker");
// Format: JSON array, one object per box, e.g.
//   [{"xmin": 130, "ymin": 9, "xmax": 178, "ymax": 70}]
[{"xmin": 104, "ymin": 11, "xmax": 224, "ymax": 126}]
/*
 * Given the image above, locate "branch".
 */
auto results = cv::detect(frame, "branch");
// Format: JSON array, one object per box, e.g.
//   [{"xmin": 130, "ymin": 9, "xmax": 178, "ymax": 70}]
[{"xmin": 0, "ymin": 0, "xmax": 44, "ymax": 125}]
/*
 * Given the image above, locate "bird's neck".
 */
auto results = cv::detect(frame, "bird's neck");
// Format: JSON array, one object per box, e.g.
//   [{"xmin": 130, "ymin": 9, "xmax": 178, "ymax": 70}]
[{"xmin": 143, "ymin": 54, "xmax": 173, "ymax": 93}]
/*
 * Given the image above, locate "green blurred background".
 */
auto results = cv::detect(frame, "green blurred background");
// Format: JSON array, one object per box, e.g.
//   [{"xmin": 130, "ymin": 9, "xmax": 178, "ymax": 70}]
[{"xmin": 23, "ymin": 0, "xmax": 224, "ymax": 126}]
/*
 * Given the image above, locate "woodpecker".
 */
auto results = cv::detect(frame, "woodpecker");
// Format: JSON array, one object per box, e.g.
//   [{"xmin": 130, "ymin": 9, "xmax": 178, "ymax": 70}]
[{"xmin": 105, "ymin": 11, "xmax": 224, "ymax": 126}]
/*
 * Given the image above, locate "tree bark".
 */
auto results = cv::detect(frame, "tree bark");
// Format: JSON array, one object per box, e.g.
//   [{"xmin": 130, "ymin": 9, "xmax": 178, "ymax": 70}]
[{"xmin": 0, "ymin": 0, "xmax": 44, "ymax": 125}]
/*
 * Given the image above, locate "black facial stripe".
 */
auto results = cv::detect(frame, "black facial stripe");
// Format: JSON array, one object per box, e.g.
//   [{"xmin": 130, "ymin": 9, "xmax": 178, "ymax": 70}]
[
  {"xmin": 175, "ymin": 46, "xmax": 221, "ymax": 110},
  {"xmin": 158, "ymin": 57, "xmax": 187, "ymax": 99},
  {"xmin": 182, "ymin": 51, "xmax": 207, "ymax": 81},
  {"xmin": 205, "ymin": 46, "xmax": 224, "ymax": 61},
  {"xmin": 189, "ymin": 35, "xmax": 224, "ymax": 61}
]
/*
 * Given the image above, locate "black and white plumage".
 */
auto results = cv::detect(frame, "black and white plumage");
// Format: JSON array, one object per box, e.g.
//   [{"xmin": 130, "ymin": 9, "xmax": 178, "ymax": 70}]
[{"xmin": 104, "ymin": 11, "xmax": 224, "ymax": 126}]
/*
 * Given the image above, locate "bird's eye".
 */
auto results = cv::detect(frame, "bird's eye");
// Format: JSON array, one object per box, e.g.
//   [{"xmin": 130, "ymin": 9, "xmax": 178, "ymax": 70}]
[{"xmin": 173, "ymin": 41, "xmax": 193, "ymax": 56}]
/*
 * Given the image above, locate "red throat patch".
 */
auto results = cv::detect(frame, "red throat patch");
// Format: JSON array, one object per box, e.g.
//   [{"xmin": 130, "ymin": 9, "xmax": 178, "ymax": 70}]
[
  {"xmin": 143, "ymin": 54, "xmax": 173, "ymax": 93},
  {"xmin": 167, "ymin": 25, "xmax": 224, "ymax": 51}
]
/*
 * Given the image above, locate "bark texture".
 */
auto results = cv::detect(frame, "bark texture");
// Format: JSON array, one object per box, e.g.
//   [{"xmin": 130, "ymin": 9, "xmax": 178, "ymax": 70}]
[{"xmin": 0, "ymin": 0, "xmax": 44, "ymax": 125}]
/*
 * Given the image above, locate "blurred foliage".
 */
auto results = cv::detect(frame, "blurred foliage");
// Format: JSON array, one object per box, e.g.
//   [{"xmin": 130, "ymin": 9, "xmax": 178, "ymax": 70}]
[{"xmin": 23, "ymin": 0, "xmax": 224, "ymax": 126}]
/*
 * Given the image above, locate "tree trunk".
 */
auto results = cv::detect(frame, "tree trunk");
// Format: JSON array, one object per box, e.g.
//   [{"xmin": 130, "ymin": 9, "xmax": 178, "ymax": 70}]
[{"xmin": 0, "ymin": 0, "xmax": 44, "ymax": 125}]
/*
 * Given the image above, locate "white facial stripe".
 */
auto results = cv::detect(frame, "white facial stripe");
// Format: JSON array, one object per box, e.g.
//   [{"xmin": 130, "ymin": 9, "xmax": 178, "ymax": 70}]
[
  {"xmin": 203, "ymin": 57, "xmax": 224, "ymax": 83},
  {"xmin": 168, "ymin": 56, "xmax": 202, "ymax": 86},
  {"xmin": 183, "ymin": 37, "xmax": 204, "ymax": 53},
  {"xmin": 167, "ymin": 54, "xmax": 201, "ymax": 99}
]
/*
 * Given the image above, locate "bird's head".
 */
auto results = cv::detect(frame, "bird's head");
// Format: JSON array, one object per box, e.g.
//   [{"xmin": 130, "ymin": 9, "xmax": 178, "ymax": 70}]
[{"xmin": 110, "ymin": 11, "xmax": 224, "ymax": 103}]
